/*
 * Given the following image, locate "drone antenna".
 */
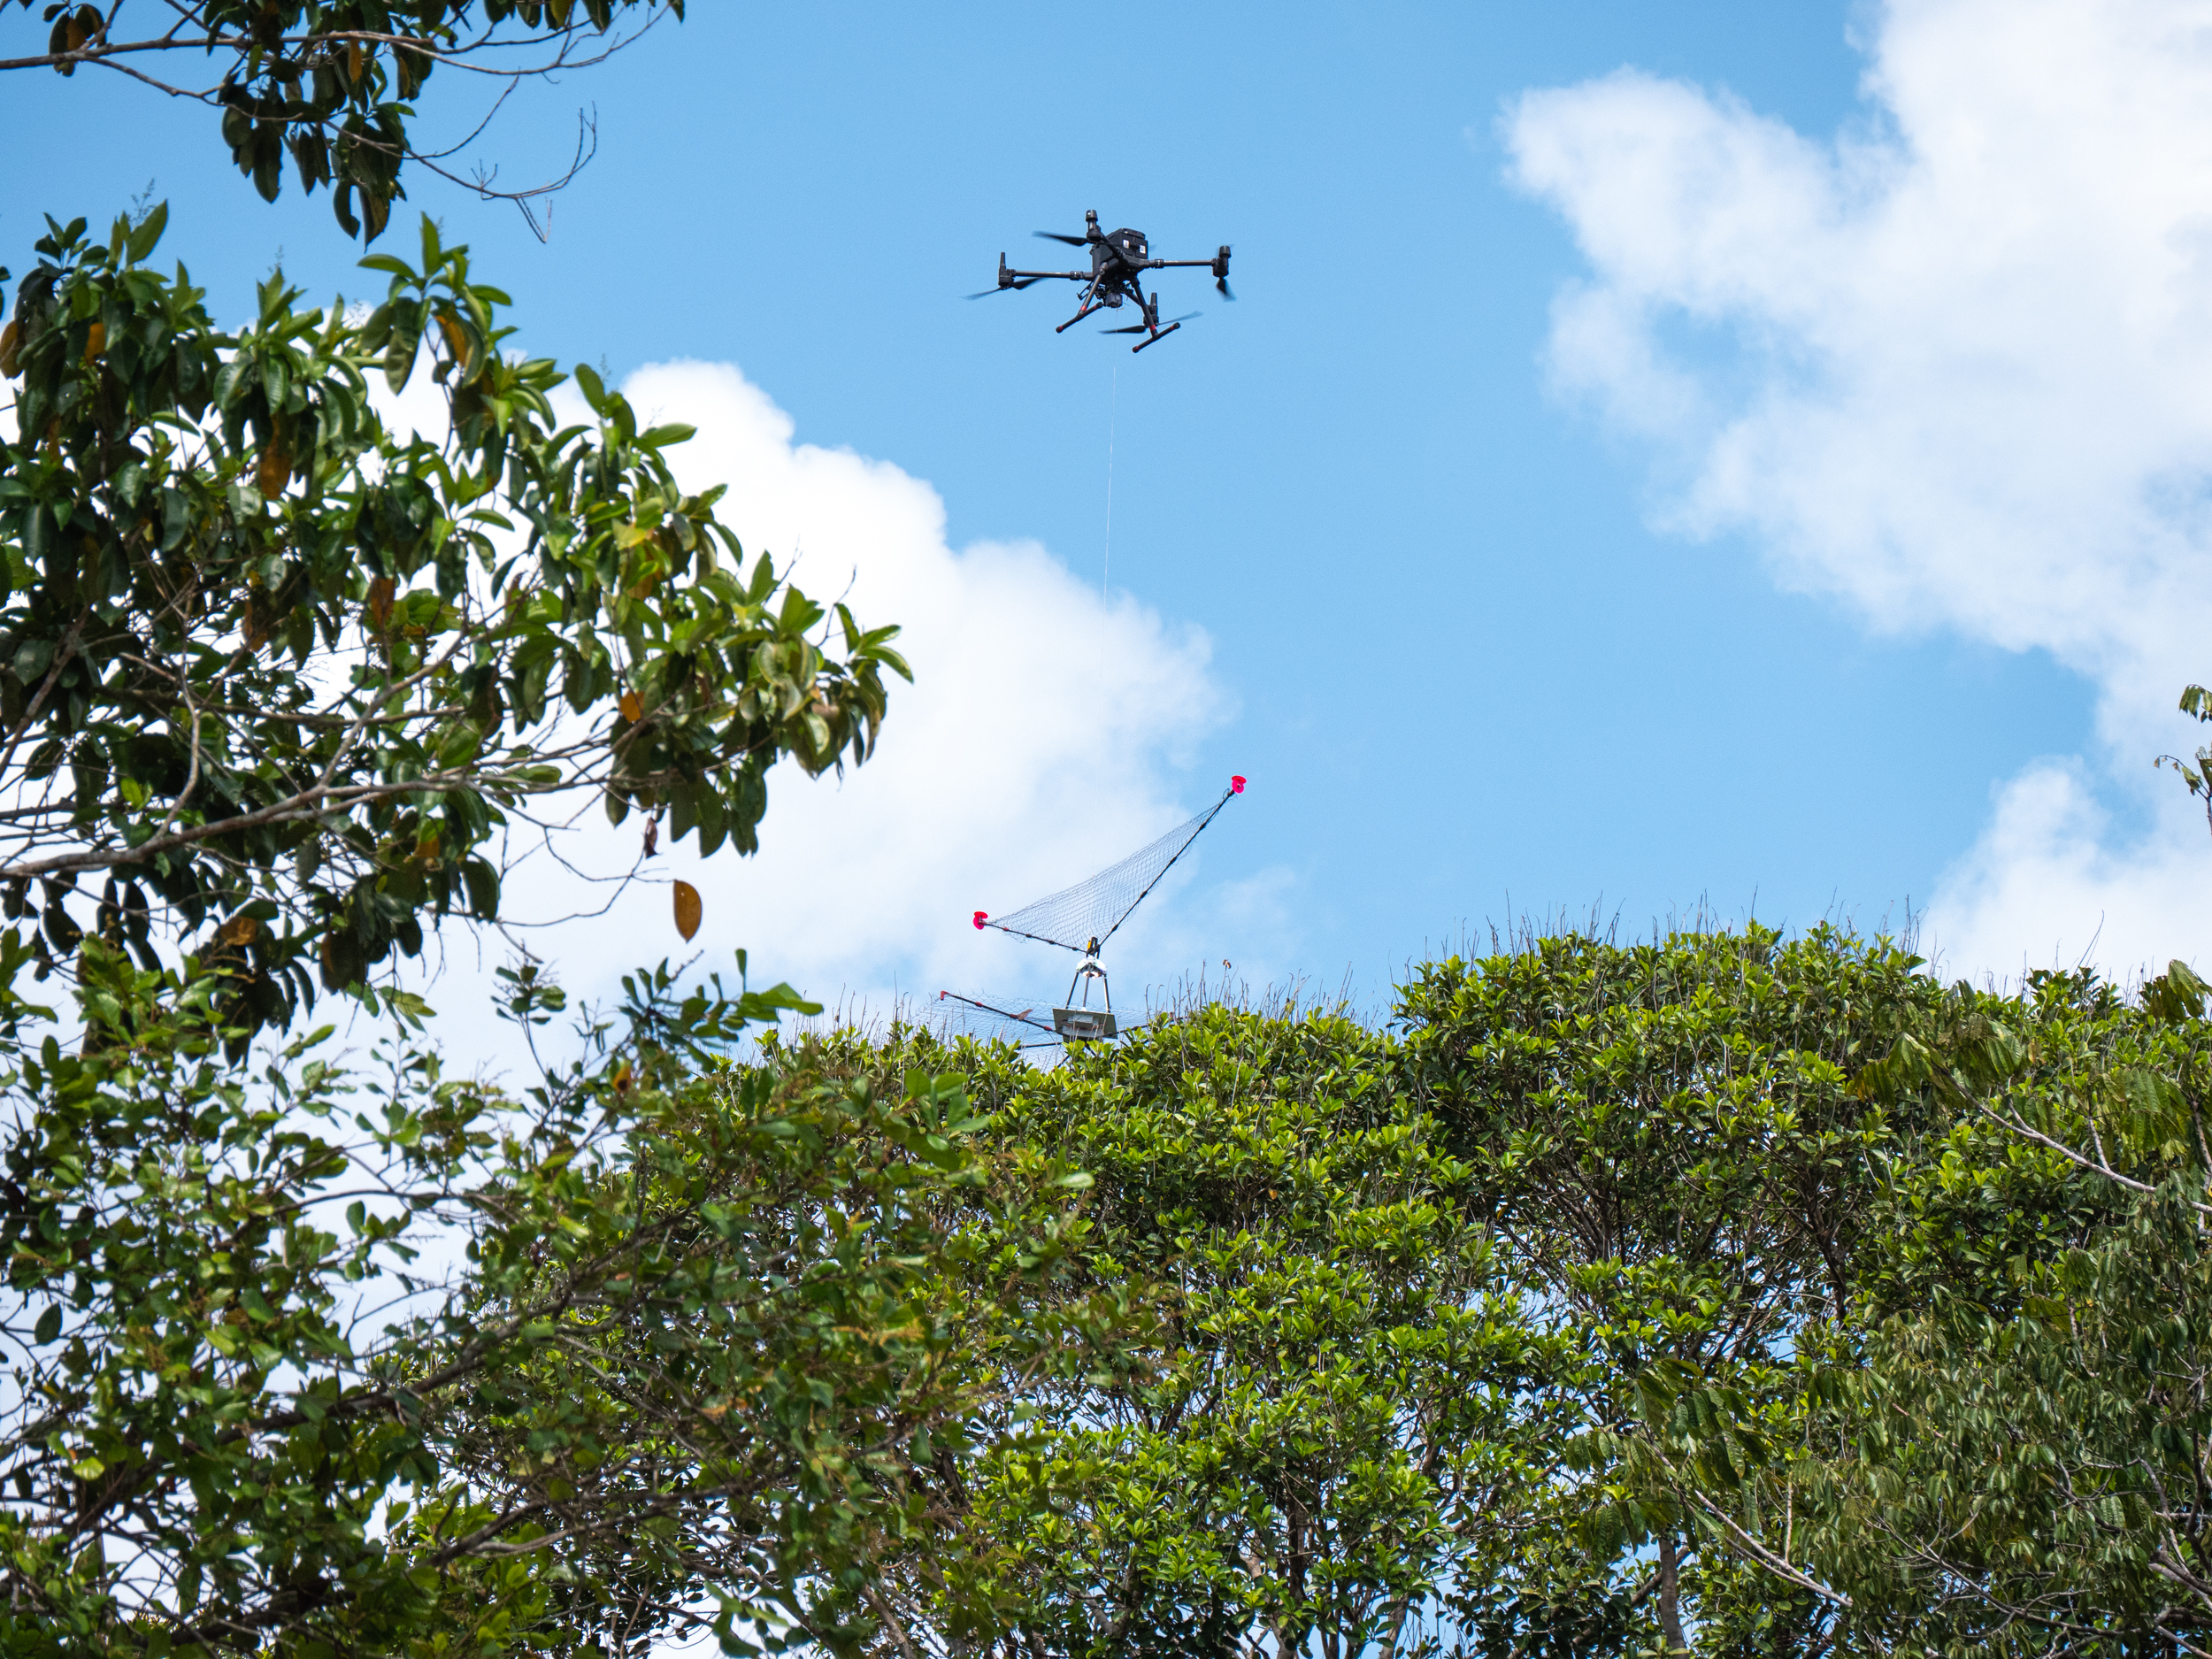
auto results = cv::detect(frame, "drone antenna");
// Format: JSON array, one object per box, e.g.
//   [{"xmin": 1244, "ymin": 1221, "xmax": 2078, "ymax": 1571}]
[{"xmin": 972, "ymin": 777, "xmax": 1248, "ymax": 956}]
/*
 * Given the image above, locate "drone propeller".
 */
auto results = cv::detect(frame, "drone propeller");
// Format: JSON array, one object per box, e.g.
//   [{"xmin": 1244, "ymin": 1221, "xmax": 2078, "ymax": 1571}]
[
  {"xmin": 966, "ymin": 278, "xmax": 1044, "ymax": 298},
  {"xmin": 1216, "ymin": 277, "xmax": 1236, "ymax": 301},
  {"xmin": 1034, "ymin": 230, "xmax": 1089, "ymax": 247}
]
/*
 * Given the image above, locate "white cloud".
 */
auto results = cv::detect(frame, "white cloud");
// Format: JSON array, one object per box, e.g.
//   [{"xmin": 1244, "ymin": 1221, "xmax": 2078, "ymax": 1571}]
[
  {"xmin": 414, "ymin": 361, "xmax": 1275, "ymax": 1077},
  {"xmin": 1505, "ymin": 0, "xmax": 2212, "ymax": 979},
  {"xmin": 1932, "ymin": 763, "xmax": 2212, "ymax": 981}
]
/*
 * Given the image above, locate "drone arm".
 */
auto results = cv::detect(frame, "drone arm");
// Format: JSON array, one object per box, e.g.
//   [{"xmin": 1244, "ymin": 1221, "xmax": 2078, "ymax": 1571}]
[{"xmin": 1004, "ymin": 267, "xmax": 1089, "ymax": 281}]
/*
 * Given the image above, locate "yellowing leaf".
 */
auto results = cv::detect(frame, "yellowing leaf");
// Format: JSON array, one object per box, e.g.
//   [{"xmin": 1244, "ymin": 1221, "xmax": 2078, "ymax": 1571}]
[
  {"xmin": 672, "ymin": 879, "xmax": 702, "ymax": 941},
  {"xmin": 217, "ymin": 915, "xmax": 259, "ymax": 948},
  {"xmin": 348, "ymin": 39, "xmax": 365, "ymax": 81},
  {"xmin": 618, "ymin": 689, "xmax": 643, "ymax": 723},
  {"xmin": 82, "ymin": 321, "xmax": 104, "ymax": 362},
  {"xmin": 0, "ymin": 322, "xmax": 19, "ymax": 379},
  {"xmin": 437, "ymin": 311, "xmax": 470, "ymax": 365}
]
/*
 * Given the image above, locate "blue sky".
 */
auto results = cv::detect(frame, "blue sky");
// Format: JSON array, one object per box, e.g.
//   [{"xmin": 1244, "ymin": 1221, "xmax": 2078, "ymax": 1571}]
[{"xmin": 14, "ymin": 0, "xmax": 2200, "ymax": 1030}]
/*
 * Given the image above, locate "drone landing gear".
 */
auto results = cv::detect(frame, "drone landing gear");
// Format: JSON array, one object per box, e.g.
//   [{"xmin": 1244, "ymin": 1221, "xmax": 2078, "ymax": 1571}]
[
  {"xmin": 1056, "ymin": 283, "xmax": 1111, "ymax": 333},
  {"xmin": 1102, "ymin": 289, "xmax": 1186, "ymax": 353},
  {"xmin": 1053, "ymin": 960, "xmax": 1118, "ymax": 1041}
]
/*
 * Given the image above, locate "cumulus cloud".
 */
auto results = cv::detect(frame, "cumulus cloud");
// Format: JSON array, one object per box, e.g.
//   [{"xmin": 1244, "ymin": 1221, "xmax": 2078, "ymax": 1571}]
[
  {"xmin": 1505, "ymin": 0, "xmax": 2212, "ymax": 979},
  {"xmin": 414, "ymin": 361, "xmax": 1274, "ymax": 1076}
]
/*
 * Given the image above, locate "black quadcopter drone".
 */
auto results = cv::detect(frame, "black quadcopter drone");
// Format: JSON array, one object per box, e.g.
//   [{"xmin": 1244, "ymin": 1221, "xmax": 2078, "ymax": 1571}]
[{"xmin": 972, "ymin": 209, "xmax": 1233, "ymax": 352}]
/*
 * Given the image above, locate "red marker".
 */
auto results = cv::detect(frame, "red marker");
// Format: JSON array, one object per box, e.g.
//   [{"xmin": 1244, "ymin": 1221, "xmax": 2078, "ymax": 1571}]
[
  {"xmin": 972, "ymin": 910, "xmax": 988, "ymax": 929},
  {"xmin": 1231, "ymin": 775, "xmax": 1246, "ymax": 794}
]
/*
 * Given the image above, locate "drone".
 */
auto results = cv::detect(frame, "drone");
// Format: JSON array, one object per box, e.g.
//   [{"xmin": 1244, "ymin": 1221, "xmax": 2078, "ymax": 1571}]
[
  {"xmin": 971, "ymin": 209, "xmax": 1233, "ymax": 353},
  {"xmin": 941, "ymin": 775, "xmax": 1246, "ymax": 1046}
]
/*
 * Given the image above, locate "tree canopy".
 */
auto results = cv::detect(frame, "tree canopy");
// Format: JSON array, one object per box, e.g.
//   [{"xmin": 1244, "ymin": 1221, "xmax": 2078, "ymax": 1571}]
[
  {"xmin": 0, "ymin": 204, "xmax": 905, "ymax": 1046},
  {"xmin": 3, "ymin": 0, "xmax": 678, "ymax": 238},
  {"xmin": 775, "ymin": 929, "xmax": 2212, "ymax": 1659},
  {"xmin": 7, "ymin": 9, "xmax": 2209, "ymax": 1642},
  {"xmin": 0, "ymin": 189, "xmax": 942, "ymax": 1655}
]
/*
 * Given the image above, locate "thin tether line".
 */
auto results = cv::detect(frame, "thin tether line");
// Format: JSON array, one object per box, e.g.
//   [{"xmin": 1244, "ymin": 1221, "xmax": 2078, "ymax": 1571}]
[{"xmin": 1103, "ymin": 364, "xmax": 1117, "ymax": 596}]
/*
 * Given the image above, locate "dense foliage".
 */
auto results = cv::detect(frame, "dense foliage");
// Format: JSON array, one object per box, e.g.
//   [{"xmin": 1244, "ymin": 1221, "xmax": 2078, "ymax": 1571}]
[
  {"xmin": 0, "ymin": 198, "xmax": 961, "ymax": 1659},
  {"xmin": 767, "ymin": 928, "xmax": 2212, "ymax": 1659},
  {"xmin": 3, "ymin": 175, "xmax": 2205, "ymax": 1659},
  {"xmin": 4, "ymin": 0, "xmax": 679, "ymax": 238},
  {"xmin": 7, "ymin": 889, "xmax": 2210, "ymax": 1655},
  {"xmin": 0, "ymin": 205, "xmax": 904, "ymax": 1044},
  {"xmin": 0, "ymin": 945, "xmax": 1119, "ymax": 1655}
]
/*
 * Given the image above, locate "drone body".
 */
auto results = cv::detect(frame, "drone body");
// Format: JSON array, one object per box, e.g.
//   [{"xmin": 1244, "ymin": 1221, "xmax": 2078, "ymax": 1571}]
[{"xmin": 973, "ymin": 208, "xmax": 1233, "ymax": 352}]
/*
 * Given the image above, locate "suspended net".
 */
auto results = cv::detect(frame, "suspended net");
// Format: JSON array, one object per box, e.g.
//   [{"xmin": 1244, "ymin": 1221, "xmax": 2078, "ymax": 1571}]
[
  {"xmin": 932, "ymin": 990, "xmax": 1060, "ymax": 1046},
  {"xmin": 976, "ymin": 777, "xmax": 1243, "ymax": 956}
]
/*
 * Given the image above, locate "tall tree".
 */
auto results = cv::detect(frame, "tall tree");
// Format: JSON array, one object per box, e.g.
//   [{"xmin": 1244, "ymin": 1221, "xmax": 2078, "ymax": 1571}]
[
  {"xmin": 0, "ymin": 202, "xmax": 955, "ymax": 1657},
  {"xmin": 1767, "ymin": 963, "xmax": 2212, "ymax": 1655},
  {"xmin": 866, "ymin": 1002, "xmax": 1561, "ymax": 1659},
  {"xmin": 1395, "ymin": 924, "xmax": 1947, "ymax": 1654},
  {"xmin": 0, "ymin": 941, "xmax": 1125, "ymax": 1655}
]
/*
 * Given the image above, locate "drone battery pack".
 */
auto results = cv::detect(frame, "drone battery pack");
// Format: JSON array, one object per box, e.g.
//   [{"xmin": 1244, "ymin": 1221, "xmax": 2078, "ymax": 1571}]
[{"xmin": 1053, "ymin": 1007, "xmax": 1118, "ymax": 1041}]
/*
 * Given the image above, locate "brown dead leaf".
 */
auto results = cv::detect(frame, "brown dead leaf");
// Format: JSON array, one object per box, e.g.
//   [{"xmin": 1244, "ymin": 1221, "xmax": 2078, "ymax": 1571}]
[
  {"xmin": 0, "ymin": 322, "xmax": 19, "ymax": 379},
  {"xmin": 672, "ymin": 879, "xmax": 702, "ymax": 942},
  {"xmin": 216, "ymin": 915, "xmax": 259, "ymax": 948},
  {"xmin": 82, "ymin": 321, "xmax": 104, "ymax": 362},
  {"xmin": 618, "ymin": 689, "xmax": 643, "ymax": 723},
  {"xmin": 366, "ymin": 575, "xmax": 396, "ymax": 629}
]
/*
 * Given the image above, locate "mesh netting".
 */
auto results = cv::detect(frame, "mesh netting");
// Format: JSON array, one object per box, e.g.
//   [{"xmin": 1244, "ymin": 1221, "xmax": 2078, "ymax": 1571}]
[
  {"xmin": 981, "ymin": 782, "xmax": 1238, "ymax": 955},
  {"xmin": 933, "ymin": 990, "xmax": 1059, "ymax": 1045}
]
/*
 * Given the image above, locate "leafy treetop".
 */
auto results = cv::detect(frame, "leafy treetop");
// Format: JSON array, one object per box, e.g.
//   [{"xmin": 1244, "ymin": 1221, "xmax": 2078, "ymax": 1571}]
[
  {"xmin": 0, "ymin": 204, "xmax": 907, "ymax": 1046},
  {"xmin": 3, "ymin": 0, "xmax": 677, "ymax": 239}
]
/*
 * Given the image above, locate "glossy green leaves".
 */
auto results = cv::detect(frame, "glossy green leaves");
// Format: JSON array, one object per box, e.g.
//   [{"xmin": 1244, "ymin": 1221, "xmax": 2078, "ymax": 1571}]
[{"xmin": 0, "ymin": 205, "xmax": 908, "ymax": 1044}]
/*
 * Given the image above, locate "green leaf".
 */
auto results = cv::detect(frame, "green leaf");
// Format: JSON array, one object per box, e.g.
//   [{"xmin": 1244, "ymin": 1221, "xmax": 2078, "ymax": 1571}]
[{"xmin": 124, "ymin": 201, "xmax": 168, "ymax": 264}]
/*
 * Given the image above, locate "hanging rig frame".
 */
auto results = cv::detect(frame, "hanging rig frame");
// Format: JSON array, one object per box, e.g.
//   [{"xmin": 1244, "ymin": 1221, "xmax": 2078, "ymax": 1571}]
[{"xmin": 949, "ymin": 775, "xmax": 1245, "ymax": 1046}]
